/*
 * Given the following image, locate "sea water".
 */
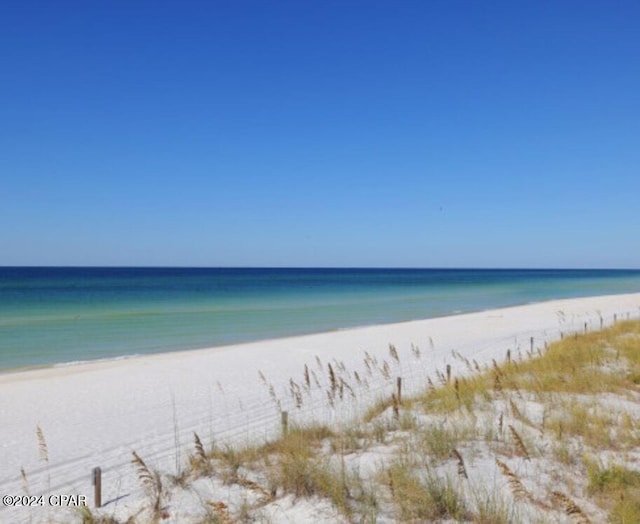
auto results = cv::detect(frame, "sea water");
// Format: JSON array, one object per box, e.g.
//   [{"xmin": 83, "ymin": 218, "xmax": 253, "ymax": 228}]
[{"xmin": 2, "ymin": 267, "xmax": 640, "ymax": 370}]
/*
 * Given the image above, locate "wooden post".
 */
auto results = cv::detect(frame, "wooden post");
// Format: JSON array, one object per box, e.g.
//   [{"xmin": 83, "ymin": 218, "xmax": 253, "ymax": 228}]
[
  {"xmin": 614, "ymin": 314, "xmax": 617, "ymax": 323},
  {"xmin": 92, "ymin": 467, "xmax": 102, "ymax": 508},
  {"xmin": 281, "ymin": 411, "xmax": 289, "ymax": 436},
  {"xmin": 584, "ymin": 322, "xmax": 587, "ymax": 333},
  {"xmin": 560, "ymin": 332, "xmax": 564, "ymax": 340},
  {"xmin": 396, "ymin": 376, "xmax": 402, "ymax": 405},
  {"xmin": 600, "ymin": 317, "xmax": 603, "ymax": 329},
  {"xmin": 530, "ymin": 337, "xmax": 534, "ymax": 352},
  {"xmin": 506, "ymin": 349, "xmax": 511, "ymax": 364},
  {"xmin": 446, "ymin": 364, "xmax": 451, "ymax": 383}
]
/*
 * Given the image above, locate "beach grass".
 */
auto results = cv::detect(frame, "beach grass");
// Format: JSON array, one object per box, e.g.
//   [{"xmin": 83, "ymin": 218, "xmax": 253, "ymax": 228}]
[
  {"xmin": 56, "ymin": 319, "xmax": 638, "ymax": 522},
  {"xmin": 7, "ymin": 314, "xmax": 640, "ymax": 524}
]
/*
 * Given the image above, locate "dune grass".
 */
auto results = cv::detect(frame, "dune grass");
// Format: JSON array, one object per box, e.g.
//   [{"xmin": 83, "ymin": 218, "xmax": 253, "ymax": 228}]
[{"xmin": 26, "ymin": 318, "xmax": 640, "ymax": 523}]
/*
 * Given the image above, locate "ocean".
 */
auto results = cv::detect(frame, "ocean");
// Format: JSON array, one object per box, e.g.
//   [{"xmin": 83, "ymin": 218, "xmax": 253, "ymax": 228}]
[{"xmin": 2, "ymin": 267, "xmax": 640, "ymax": 371}]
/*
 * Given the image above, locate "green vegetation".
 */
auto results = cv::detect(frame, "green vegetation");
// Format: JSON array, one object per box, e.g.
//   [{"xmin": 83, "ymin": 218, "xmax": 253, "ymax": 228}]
[{"xmin": 27, "ymin": 319, "xmax": 640, "ymax": 522}]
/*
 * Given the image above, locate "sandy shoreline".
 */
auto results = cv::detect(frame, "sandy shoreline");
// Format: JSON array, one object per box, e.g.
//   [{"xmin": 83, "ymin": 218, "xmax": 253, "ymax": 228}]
[{"xmin": 2, "ymin": 292, "xmax": 640, "ymax": 522}]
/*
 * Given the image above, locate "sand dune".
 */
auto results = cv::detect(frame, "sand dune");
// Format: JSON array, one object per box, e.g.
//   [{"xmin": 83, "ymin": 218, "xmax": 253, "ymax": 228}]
[{"xmin": 2, "ymin": 292, "xmax": 640, "ymax": 522}]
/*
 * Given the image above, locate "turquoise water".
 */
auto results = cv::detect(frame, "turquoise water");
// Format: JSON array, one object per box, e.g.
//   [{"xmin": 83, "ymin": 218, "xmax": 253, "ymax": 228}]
[{"xmin": 2, "ymin": 267, "xmax": 640, "ymax": 370}]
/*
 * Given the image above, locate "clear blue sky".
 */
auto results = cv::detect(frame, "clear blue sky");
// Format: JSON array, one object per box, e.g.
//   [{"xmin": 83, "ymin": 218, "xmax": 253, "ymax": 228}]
[{"xmin": 2, "ymin": 1, "xmax": 639, "ymax": 268}]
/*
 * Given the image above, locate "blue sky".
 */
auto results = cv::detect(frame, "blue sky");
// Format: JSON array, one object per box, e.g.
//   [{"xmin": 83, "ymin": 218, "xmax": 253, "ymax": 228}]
[{"xmin": 1, "ymin": 1, "xmax": 639, "ymax": 268}]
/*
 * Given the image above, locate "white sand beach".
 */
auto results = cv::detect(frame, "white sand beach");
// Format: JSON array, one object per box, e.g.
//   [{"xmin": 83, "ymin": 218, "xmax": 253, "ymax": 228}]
[{"xmin": 2, "ymin": 293, "xmax": 640, "ymax": 523}]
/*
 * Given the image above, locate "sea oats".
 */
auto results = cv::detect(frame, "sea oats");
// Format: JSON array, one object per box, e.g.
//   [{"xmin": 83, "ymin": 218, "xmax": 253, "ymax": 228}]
[
  {"xmin": 508, "ymin": 425, "xmax": 530, "ymax": 460},
  {"xmin": 551, "ymin": 491, "xmax": 591, "ymax": 524},
  {"xmin": 496, "ymin": 459, "xmax": 533, "ymax": 502}
]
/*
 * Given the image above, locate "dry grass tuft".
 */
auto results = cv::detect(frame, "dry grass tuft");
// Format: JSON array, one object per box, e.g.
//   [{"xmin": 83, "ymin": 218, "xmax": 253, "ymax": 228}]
[
  {"xmin": 207, "ymin": 501, "xmax": 233, "ymax": 524},
  {"xmin": 20, "ymin": 467, "xmax": 29, "ymax": 496},
  {"xmin": 496, "ymin": 459, "xmax": 533, "ymax": 502},
  {"xmin": 131, "ymin": 451, "xmax": 164, "ymax": 519},
  {"xmin": 190, "ymin": 431, "xmax": 214, "ymax": 477},
  {"xmin": 132, "ymin": 451, "xmax": 155, "ymax": 488},
  {"xmin": 193, "ymin": 432, "xmax": 206, "ymax": 462},
  {"xmin": 494, "ymin": 371, "xmax": 503, "ymax": 393},
  {"xmin": 236, "ymin": 476, "xmax": 272, "ymax": 501},
  {"xmin": 551, "ymin": 490, "xmax": 591, "ymax": 523},
  {"xmin": 31, "ymin": 317, "xmax": 640, "ymax": 523},
  {"xmin": 328, "ymin": 363, "xmax": 337, "ymax": 394},
  {"xmin": 509, "ymin": 398, "xmax": 522, "ymax": 419},
  {"xmin": 303, "ymin": 364, "xmax": 310, "ymax": 390},
  {"xmin": 36, "ymin": 425, "xmax": 48, "ymax": 463},
  {"xmin": 389, "ymin": 343, "xmax": 400, "ymax": 364},
  {"xmin": 386, "ymin": 462, "xmax": 471, "ymax": 521},
  {"xmin": 508, "ymin": 425, "xmax": 531, "ymax": 460}
]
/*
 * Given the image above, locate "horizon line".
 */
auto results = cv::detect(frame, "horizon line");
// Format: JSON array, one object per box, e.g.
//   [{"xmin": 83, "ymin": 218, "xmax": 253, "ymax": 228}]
[{"xmin": 2, "ymin": 265, "xmax": 639, "ymax": 271}]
